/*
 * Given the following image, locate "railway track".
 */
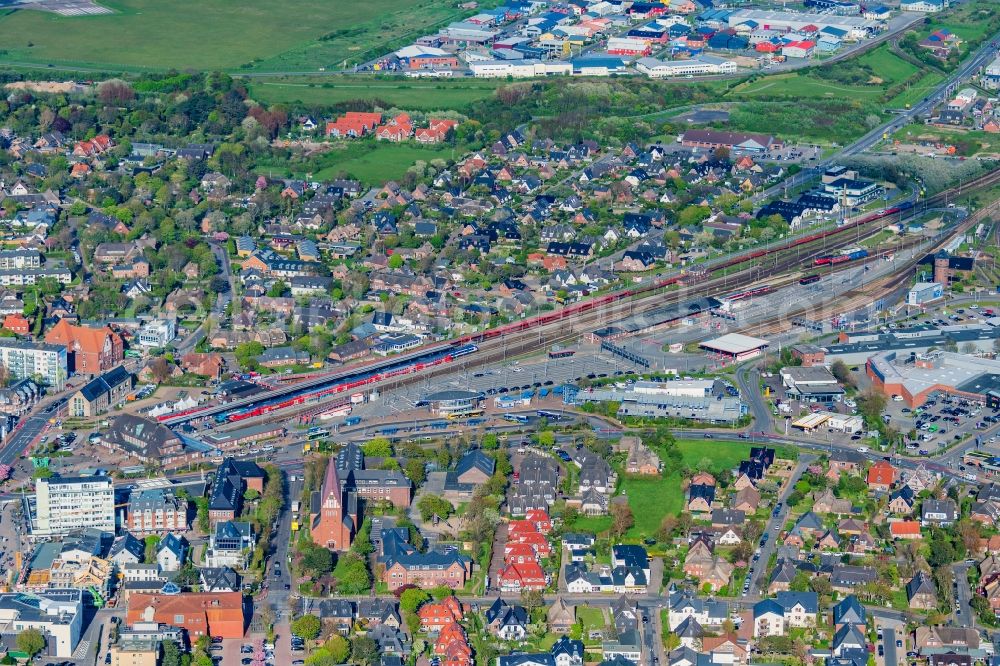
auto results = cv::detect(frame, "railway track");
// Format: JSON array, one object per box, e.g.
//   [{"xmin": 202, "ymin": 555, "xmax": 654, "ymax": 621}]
[
  {"xmin": 195, "ymin": 171, "xmax": 1000, "ymax": 432},
  {"xmin": 746, "ymin": 199, "xmax": 1000, "ymax": 338}
]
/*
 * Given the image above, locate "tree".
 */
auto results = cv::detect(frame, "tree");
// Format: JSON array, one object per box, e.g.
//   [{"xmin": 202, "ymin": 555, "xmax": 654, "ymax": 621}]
[
  {"xmin": 333, "ymin": 552, "xmax": 371, "ymax": 594},
  {"xmin": 388, "ymin": 253, "xmax": 404, "ymax": 269},
  {"xmin": 400, "ymin": 587, "xmax": 431, "ymax": 613},
  {"xmin": 161, "ymin": 641, "xmax": 182, "ymax": 666},
  {"xmin": 520, "ymin": 589, "xmax": 544, "ymax": 615},
  {"xmin": 16, "ymin": 628, "xmax": 45, "ymax": 657},
  {"xmin": 149, "ymin": 357, "xmax": 174, "ymax": 383},
  {"xmin": 362, "ymin": 437, "xmax": 393, "ymax": 458},
  {"xmin": 830, "ymin": 360, "xmax": 855, "ymax": 389},
  {"xmin": 416, "ymin": 494, "xmax": 454, "ymax": 522},
  {"xmin": 610, "ymin": 502, "xmax": 634, "ymax": 538},
  {"xmin": 291, "ymin": 615, "xmax": 322, "ymax": 641},
  {"xmin": 405, "ymin": 458, "xmax": 427, "ymax": 486},
  {"xmin": 302, "ymin": 544, "xmax": 334, "ymax": 577},
  {"xmin": 325, "ymin": 635, "xmax": 350, "ymax": 663},
  {"xmin": 267, "ymin": 280, "xmax": 288, "ymax": 297},
  {"xmin": 351, "ymin": 636, "xmax": 379, "ymax": 666},
  {"xmin": 430, "ymin": 585, "xmax": 453, "ymax": 600}
]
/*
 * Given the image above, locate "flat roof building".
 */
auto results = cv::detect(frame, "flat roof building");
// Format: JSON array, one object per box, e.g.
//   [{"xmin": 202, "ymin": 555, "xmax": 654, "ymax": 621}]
[
  {"xmin": 31, "ymin": 475, "xmax": 115, "ymax": 537},
  {"xmin": 419, "ymin": 390, "xmax": 485, "ymax": 417},
  {"xmin": 701, "ymin": 333, "xmax": 769, "ymax": 361},
  {"xmin": 867, "ymin": 349, "xmax": 1000, "ymax": 407},
  {"xmin": 0, "ymin": 589, "xmax": 83, "ymax": 658}
]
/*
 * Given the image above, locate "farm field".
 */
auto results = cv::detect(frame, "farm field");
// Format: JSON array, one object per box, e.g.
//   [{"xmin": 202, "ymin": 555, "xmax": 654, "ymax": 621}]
[
  {"xmin": 250, "ymin": 78, "xmax": 502, "ymax": 111},
  {"xmin": 0, "ymin": 0, "xmax": 464, "ymax": 71}
]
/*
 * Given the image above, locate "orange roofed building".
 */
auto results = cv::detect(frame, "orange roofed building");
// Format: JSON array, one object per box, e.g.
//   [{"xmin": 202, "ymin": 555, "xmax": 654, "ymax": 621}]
[
  {"xmin": 44, "ymin": 319, "xmax": 123, "ymax": 374},
  {"xmin": 2, "ymin": 314, "xmax": 30, "ymax": 335},
  {"xmin": 126, "ymin": 592, "xmax": 245, "ymax": 639},
  {"xmin": 418, "ymin": 596, "xmax": 464, "ymax": 632},
  {"xmin": 866, "ymin": 460, "xmax": 897, "ymax": 492},
  {"xmin": 890, "ymin": 521, "xmax": 922, "ymax": 540},
  {"xmin": 326, "ymin": 112, "xmax": 383, "ymax": 138}
]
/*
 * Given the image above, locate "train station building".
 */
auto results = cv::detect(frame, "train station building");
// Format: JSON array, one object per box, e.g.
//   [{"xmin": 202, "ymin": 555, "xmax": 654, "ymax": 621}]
[
  {"xmin": 700, "ymin": 333, "xmax": 770, "ymax": 362},
  {"xmin": 419, "ymin": 390, "xmax": 485, "ymax": 418}
]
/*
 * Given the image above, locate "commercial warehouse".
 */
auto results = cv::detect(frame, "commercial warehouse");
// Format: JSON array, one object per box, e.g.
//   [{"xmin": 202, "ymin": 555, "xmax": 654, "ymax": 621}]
[
  {"xmin": 725, "ymin": 9, "xmax": 881, "ymax": 40},
  {"xmin": 867, "ymin": 350, "xmax": 1000, "ymax": 407}
]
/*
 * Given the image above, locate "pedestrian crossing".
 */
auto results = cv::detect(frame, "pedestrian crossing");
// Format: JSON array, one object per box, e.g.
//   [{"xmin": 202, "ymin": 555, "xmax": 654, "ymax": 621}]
[{"xmin": 72, "ymin": 639, "xmax": 92, "ymax": 660}]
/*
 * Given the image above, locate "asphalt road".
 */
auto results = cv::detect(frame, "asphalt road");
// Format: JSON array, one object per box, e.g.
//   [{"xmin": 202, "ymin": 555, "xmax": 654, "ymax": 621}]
[
  {"xmin": 747, "ymin": 457, "xmax": 811, "ymax": 596},
  {"xmin": 0, "ymin": 410, "xmax": 54, "ymax": 467},
  {"xmin": 736, "ymin": 365, "xmax": 770, "ymax": 430},
  {"xmin": 882, "ymin": 627, "xmax": 898, "ymax": 666},
  {"xmin": 953, "ymin": 561, "xmax": 974, "ymax": 628}
]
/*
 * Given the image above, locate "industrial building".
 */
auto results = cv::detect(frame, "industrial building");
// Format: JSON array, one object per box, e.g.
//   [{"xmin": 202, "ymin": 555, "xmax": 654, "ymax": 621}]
[
  {"xmin": 907, "ymin": 282, "xmax": 944, "ymax": 306},
  {"xmin": 779, "ymin": 366, "xmax": 845, "ymax": 404},
  {"xmin": 725, "ymin": 9, "xmax": 881, "ymax": 40},
  {"xmin": 573, "ymin": 380, "xmax": 745, "ymax": 423},
  {"xmin": 867, "ymin": 350, "xmax": 1000, "ymax": 407},
  {"xmin": 635, "ymin": 55, "xmax": 737, "ymax": 77}
]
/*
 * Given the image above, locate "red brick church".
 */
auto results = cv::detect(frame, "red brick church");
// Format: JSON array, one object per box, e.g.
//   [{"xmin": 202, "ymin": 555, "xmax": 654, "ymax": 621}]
[{"xmin": 309, "ymin": 459, "xmax": 357, "ymax": 550}]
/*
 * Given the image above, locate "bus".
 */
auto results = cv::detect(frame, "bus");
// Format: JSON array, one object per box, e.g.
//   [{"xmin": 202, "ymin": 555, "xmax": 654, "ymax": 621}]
[
  {"xmin": 548, "ymin": 348, "xmax": 577, "ymax": 359},
  {"xmin": 447, "ymin": 408, "xmax": 485, "ymax": 420},
  {"xmin": 307, "ymin": 426, "xmax": 329, "ymax": 440},
  {"xmin": 536, "ymin": 409, "xmax": 565, "ymax": 420},
  {"xmin": 503, "ymin": 414, "xmax": 531, "ymax": 423}
]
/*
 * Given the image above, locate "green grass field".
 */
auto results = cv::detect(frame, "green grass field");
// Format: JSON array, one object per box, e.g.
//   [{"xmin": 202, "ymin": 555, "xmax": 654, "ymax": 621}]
[
  {"xmin": 250, "ymin": 78, "xmax": 501, "ymax": 111},
  {"xmin": 256, "ymin": 140, "xmax": 459, "ymax": 186},
  {"xmin": 619, "ymin": 439, "xmax": 795, "ymax": 540},
  {"xmin": 891, "ymin": 122, "xmax": 1000, "ymax": 156},
  {"xmin": 730, "ymin": 44, "xmax": 925, "ymax": 103},
  {"xmin": 732, "ymin": 74, "xmax": 886, "ymax": 101},
  {"xmin": 0, "ymin": 0, "xmax": 465, "ymax": 71}
]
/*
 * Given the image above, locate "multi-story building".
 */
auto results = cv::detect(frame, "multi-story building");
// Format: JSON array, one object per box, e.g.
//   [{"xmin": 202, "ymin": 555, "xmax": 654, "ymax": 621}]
[
  {"xmin": 208, "ymin": 459, "xmax": 266, "ymax": 525},
  {"xmin": 127, "ymin": 489, "xmax": 188, "ymax": 534},
  {"xmin": 68, "ymin": 366, "xmax": 133, "ymax": 417},
  {"xmin": 0, "ymin": 249, "xmax": 41, "ymax": 270},
  {"xmin": 0, "ymin": 589, "xmax": 83, "ymax": 658},
  {"xmin": 0, "ymin": 338, "xmax": 67, "ymax": 391},
  {"xmin": 204, "ymin": 521, "xmax": 254, "ymax": 568},
  {"xmin": 33, "ymin": 475, "xmax": 114, "ymax": 536},
  {"xmin": 0, "ymin": 267, "xmax": 72, "ymax": 286},
  {"xmin": 135, "ymin": 320, "xmax": 176, "ymax": 348},
  {"xmin": 44, "ymin": 319, "xmax": 123, "ymax": 375},
  {"xmin": 110, "ymin": 635, "xmax": 160, "ymax": 666},
  {"xmin": 125, "ymin": 592, "xmax": 245, "ymax": 639}
]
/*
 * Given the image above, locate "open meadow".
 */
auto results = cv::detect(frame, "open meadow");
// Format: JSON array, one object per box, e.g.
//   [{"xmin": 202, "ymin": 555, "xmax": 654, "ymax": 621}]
[{"xmin": 0, "ymin": 0, "xmax": 466, "ymax": 71}]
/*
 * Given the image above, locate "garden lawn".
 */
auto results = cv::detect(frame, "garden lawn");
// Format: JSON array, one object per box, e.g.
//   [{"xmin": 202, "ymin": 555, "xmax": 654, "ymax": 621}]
[
  {"xmin": 577, "ymin": 607, "xmax": 606, "ymax": 633},
  {"xmin": 620, "ymin": 439, "xmax": 796, "ymax": 540}
]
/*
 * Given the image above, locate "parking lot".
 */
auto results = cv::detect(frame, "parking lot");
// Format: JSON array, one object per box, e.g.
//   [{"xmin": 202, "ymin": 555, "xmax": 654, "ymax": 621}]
[{"xmin": 881, "ymin": 392, "xmax": 993, "ymax": 457}]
